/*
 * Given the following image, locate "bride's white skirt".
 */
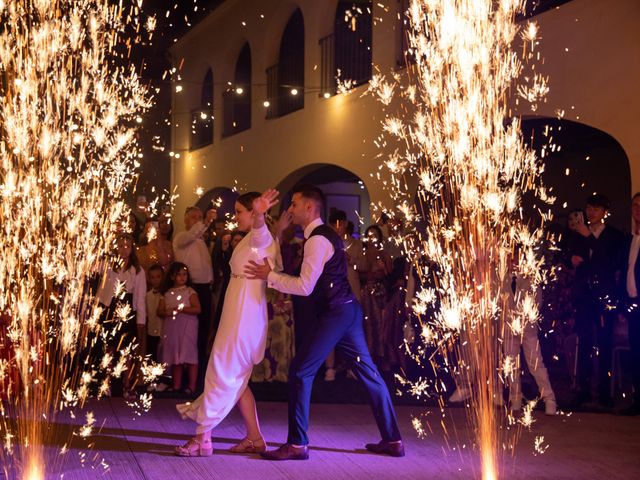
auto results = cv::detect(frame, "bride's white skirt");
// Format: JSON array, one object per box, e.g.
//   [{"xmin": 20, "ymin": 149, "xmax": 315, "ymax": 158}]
[{"xmin": 176, "ymin": 275, "xmax": 268, "ymax": 434}]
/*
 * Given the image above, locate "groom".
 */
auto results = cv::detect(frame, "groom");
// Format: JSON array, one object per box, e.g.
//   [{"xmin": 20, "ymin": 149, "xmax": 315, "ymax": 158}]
[{"xmin": 245, "ymin": 184, "xmax": 403, "ymax": 460}]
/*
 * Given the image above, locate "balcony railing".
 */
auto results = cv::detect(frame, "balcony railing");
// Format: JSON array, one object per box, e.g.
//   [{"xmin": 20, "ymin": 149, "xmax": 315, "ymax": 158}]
[
  {"xmin": 222, "ymin": 88, "xmax": 251, "ymax": 137},
  {"xmin": 266, "ymin": 63, "xmax": 304, "ymax": 119},
  {"xmin": 190, "ymin": 106, "xmax": 213, "ymax": 150},
  {"xmin": 319, "ymin": 34, "xmax": 336, "ymax": 96},
  {"xmin": 320, "ymin": 28, "xmax": 372, "ymax": 97},
  {"xmin": 266, "ymin": 64, "xmax": 278, "ymax": 119}
]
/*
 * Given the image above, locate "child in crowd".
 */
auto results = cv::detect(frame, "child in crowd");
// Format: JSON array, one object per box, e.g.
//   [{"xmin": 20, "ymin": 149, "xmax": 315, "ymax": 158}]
[
  {"xmin": 96, "ymin": 233, "xmax": 147, "ymax": 399},
  {"xmin": 158, "ymin": 262, "xmax": 200, "ymax": 394},
  {"xmin": 146, "ymin": 264, "xmax": 164, "ymax": 363}
]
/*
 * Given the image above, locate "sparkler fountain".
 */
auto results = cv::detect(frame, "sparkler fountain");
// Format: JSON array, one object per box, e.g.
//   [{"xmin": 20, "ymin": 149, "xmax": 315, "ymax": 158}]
[
  {"xmin": 0, "ymin": 1, "xmax": 158, "ymax": 478},
  {"xmin": 370, "ymin": 1, "xmax": 553, "ymax": 478}
]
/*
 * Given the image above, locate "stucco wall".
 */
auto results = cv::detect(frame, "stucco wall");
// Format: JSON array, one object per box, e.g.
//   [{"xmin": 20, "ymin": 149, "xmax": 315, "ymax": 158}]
[
  {"xmin": 170, "ymin": 0, "xmax": 639, "ymax": 223},
  {"xmin": 511, "ymin": 0, "xmax": 639, "ymax": 194}
]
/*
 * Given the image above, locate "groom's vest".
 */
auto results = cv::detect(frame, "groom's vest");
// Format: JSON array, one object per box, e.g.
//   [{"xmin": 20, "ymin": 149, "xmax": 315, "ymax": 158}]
[{"xmin": 308, "ymin": 225, "xmax": 356, "ymax": 308}]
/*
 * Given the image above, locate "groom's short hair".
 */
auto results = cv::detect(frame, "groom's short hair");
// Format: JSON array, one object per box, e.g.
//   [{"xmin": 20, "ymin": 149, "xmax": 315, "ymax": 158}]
[{"xmin": 292, "ymin": 184, "xmax": 325, "ymax": 214}]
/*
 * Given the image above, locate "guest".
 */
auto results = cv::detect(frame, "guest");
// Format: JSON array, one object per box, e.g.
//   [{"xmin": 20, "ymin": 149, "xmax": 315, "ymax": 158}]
[
  {"xmin": 276, "ymin": 214, "xmax": 309, "ymax": 362},
  {"xmin": 361, "ymin": 225, "xmax": 392, "ymax": 361},
  {"xmin": 503, "ymin": 256, "xmax": 557, "ymax": 415},
  {"xmin": 570, "ymin": 194, "xmax": 624, "ymax": 408},
  {"xmin": 125, "ymin": 209, "xmax": 144, "ymax": 246},
  {"xmin": 346, "ymin": 220, "xmax": 356, "ymax": 238},
  {"xmin": 210, "ymin": 228, "xmax": 229, "ymax": 337},
  {"xmin": 621, "ymin": 192, "xmax": 640, "ymax": 416},
  {"xmin": 277, "ymin": 213, "xmax": 303, "ymax": 276},
  {"xmin": 251, "ymin": 288, "xmax": 295, "ymax": 383},
  {"xmin": 133, "ymin": 195, "xmax": 152, "ymax": 242},
  {"xmin": 96, "ymin": 233, "xmax": 147, "ymax": 399},
  {"xmin": 331, "ymin": 210, "xmax": 366, "ymax": 301},
  {"xmin": 145, "ymin": 264, "xmax": 164, "ymax": 363},
  {"xmin": 0, "ymin": 310, "xmax": 20, "ymax": 399},
  {"xmin": 138, "ymin": 215, "xmax": 174, "ymax": 275},
  {"xmin": 555, "ymin": 211, "xmax": 588, "ymax": 383},
  {"xmin": 230, "ymin": 231, "xmax": 246, "ymax": 251},
  {"xmin": 158, "ymin": 262, "xmax": 201, "ymax": 394},
  {"xmin": 173, "ymin": 206, "xmax": 217, "ymax": 392},
  {"xmin": 381, "ymin": 256, "xmax": 410, "ymax": 372},
  {"xmin": 324, "ymin": 210, "xmax": 366, "ymax": 380},
  {"xmin": 209, "ymin": 218, "xmax": 227, "ymax": 251},
  {"xmin": 376, "ymin": 212, "xmax": 391, "ymax": 241}
]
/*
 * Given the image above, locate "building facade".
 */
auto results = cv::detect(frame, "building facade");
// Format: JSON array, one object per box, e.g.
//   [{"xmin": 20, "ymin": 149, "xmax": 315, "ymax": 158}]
[{"xmin": 169, "ymin": 0, "xmax": 639, "ymax": 230}]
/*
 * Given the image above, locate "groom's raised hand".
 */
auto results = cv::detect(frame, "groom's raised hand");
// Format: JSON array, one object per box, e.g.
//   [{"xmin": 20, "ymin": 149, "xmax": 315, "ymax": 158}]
[{"xmin": 245, "ymin": 257, "xmax": 271, "ymax": 280}]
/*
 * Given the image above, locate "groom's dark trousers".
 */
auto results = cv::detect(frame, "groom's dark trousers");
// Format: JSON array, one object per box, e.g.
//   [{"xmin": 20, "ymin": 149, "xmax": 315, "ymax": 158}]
[{"xmin": 287, "ymin": 300, "xmax": 401, "ymax": 445}]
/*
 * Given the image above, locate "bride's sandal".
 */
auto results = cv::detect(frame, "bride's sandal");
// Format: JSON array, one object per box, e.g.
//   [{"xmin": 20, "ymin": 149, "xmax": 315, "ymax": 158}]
[
  {"xmin": 175, "ymin": 437, "xmax": 213, "ymax": 457},
  {"xmin": 229, "ymin": 436, "xmax": 267, "ymax": 454}
]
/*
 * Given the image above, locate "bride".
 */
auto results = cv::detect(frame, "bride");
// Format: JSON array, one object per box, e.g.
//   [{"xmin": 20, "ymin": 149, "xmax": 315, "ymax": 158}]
[{"xmin": 175, "ymin": 189, "xmax": 280, "ymax": 456}]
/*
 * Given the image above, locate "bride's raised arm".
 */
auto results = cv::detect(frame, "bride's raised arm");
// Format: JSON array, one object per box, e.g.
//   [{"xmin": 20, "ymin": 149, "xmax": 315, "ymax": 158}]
[{"xmin": 250, "ymin": 189, "xmax": 280, "ymax": 249}]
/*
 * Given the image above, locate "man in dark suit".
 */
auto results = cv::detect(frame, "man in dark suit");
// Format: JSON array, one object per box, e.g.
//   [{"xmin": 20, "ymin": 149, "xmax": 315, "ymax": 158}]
[
  {"xmin": 570, "ymin": 194, "xmax": 625, "ymax": 408},
  {"xmin": 621, "ymin": 192, "xmax": 640, "ymax": 415},
  {"xmin": 246, "ymin": 184, "xmax": 403, "ymax": 460}
]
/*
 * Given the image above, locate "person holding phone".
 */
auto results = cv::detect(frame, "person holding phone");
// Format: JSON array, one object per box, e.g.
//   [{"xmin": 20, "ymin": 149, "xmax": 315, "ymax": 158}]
[
  {"xmin": 138, "ymin": 215, "xmax": 175, "ymax": 275},
  {"xmin": 568, "ymin": 194, "xmax": 624, "ymax": 409},
  {"xmin": 173, "ymin": 206, "xmax": 218, "ymax": 392}
]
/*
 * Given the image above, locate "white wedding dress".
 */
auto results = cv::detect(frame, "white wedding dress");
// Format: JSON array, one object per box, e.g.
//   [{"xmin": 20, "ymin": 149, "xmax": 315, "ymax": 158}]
[{"xmin": 176, "ymin": 223, "xmax": 278, "ymax": 433}]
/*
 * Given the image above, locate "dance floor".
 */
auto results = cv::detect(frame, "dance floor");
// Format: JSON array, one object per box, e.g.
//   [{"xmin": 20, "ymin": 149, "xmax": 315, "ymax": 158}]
[{"xmin": 14, "ymin": 399, "xmax": 640, "ymax": 480}]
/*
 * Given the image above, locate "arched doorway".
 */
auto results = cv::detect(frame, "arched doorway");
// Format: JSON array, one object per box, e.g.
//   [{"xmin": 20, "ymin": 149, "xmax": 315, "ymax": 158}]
[
  {"xmin": 195, "ymin": 186, "xmax": 239, "ymax": 227},
  {"xmin": 521, "ymin": 117, "xmax": 631, "ymax": 231},
  {"xmin": 276, "ymin": 163, "xmax": 371, "ymax": 236}
]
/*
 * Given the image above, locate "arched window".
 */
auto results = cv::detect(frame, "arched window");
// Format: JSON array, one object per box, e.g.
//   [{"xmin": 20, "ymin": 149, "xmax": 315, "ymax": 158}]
[
  {"xmin": 191, "ymin": 69, "xmax": 213, "ymax": 149},
  {"xmin": 321, "ymin": 1, "xmax": 372, "ymax": 96},
  {"xmin": 223, "ymin": 43, "xmax": 251, "ymax": 136},
  {"xmin": 201, "ymin": 69, "xmax": 214, "ymax": 108},
  {"xmin": 267, "ymin": 8, "xmax": 304, "ymax": 118}
]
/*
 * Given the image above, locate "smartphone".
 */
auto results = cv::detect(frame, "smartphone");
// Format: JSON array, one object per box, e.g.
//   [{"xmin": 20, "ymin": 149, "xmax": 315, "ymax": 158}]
[
  {"xmin": 569, "ymin": 211, "xmax": 584, "ymax": 224},
  {"xmin": 568, "ymin": 211, "xmax": 585, "ymax": 232}
]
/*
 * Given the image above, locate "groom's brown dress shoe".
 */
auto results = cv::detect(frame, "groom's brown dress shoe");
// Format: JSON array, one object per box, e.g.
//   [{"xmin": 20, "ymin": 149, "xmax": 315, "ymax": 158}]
[
  {"xmin": 365, "ymin": 440, "xmax": 405, "ymax": 457},
  {"xmin": 260, "ymin": 443, "xmax": 309, "ymax": 461}
]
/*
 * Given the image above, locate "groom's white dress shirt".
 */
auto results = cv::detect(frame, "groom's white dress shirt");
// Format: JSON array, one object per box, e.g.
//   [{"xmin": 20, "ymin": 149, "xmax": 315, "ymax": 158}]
[{"xmin": 267, "ymin": 218, "xmax": 333, "ymax": 296}]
